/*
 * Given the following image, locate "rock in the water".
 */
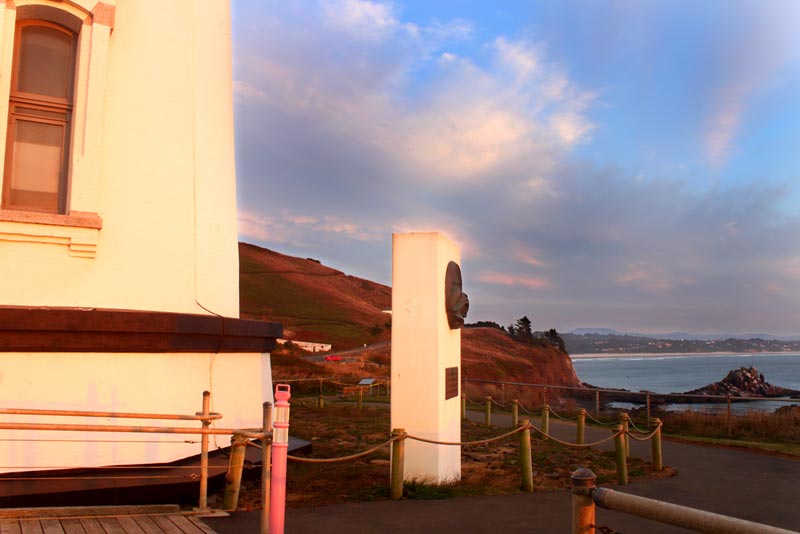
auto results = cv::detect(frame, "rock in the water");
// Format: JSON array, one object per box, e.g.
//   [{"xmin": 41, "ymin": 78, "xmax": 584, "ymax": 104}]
[{"xmin": 684, "ymin": 366, "xmax": 798, "ymax": 397}]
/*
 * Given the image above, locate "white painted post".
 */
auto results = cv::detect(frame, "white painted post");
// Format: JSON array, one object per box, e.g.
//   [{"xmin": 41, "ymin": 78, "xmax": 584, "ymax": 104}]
[{"xmin": 391, "ymin": 232, "xmax": 463, "ymax": 483}]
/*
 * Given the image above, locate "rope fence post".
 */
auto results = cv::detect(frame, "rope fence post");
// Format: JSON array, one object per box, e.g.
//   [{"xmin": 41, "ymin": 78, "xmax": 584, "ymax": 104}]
[
  {"xmin": 519, "ymin": 420, "xmax": 533, "ymax": 492},
  {"xmin": 461, "ymin": 393, "xmax": 466, "ymax": 419},
  {"xmin": 390, "ymin": 429, "xmax": 405, "ymax": 500},
  {"xmin": 197, "ymin": 390, "xmax": 211, "ymax": 512},
  {"xmin": 357, "ymin": 388, "xmax": 363, "ymax": 410},
  {"xmin": 726, "ymin": 395, "xmax": 732, "ymax": 437},
  {"xmin": 541, "ymin": 404, "xmax": 550, "ymax": 437},
  {"xmin": 223, "ymin": 433, "xmax": 248, "ymax": 511},
  {"xmin": 317, "ymin": 394, "xmax": 324, "ymax": 409},
  {"xmin": 571, "ymin": 468, "xmax": 596, "ymax": 534},
  {"xmin": 620, "ymin": 413, "xmax": 630, "ymax": 458},
  {"xmin": 576, "ymin": 408, "xmax": 586, "ymax": 445},
  {"xmin": 260, "ymin": 402, "xmax": 272, "ymax": 534},
  {"xmin": 485, "ymin": 396, "xmax": 492, "ymax": 427},
  {"xmin": 650, "ymin": 418, "xmax": 663, "ymax": 470},
  {"xmin": 613, "ymin": 425, "xmax": 628, "ymax": 485},
  {"xmin": 595, "ymin": 390, "xmax": 600, "ymax": 417},
  {"xmin": 511, "ymin": 399, "xmax": 519, "ymax": 427}
]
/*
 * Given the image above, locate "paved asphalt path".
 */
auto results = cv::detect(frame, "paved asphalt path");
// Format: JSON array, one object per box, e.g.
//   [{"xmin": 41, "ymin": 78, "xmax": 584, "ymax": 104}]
[{"xmin": 204, "ymin": 408, "xmax": 799, "ymax": 533}]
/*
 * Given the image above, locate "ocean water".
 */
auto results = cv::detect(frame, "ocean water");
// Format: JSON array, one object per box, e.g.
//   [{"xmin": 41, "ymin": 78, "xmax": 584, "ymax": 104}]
[{"xmin": 570, "ymin": 352, "xmax": 800, "ymax": 413}]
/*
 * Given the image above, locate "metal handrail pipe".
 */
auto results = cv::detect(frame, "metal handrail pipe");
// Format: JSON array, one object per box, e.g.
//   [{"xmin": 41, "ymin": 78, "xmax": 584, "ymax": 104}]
[
  {"xmin": 593, "ymin": 487, "xmax": 799, "ymax": 534},
  {"xmin": 0, "ymin": 422, "xmax": 268, "ymax": 439},
  {"xmin": 463, "ymin": 378, "xmax": 800, "ymax": 404},
  {"xmin": 0, "ymin": 408, "xmax": 223, "ymax": 421},
  {"xmin": 272, "ymin": 377, "xmax": 337, "ymax": 383}
]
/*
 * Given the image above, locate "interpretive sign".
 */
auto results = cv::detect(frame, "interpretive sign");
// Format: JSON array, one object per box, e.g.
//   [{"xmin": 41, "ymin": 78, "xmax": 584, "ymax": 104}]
[{"xmin": 445, "ymin": 367, "xmax": 459, "ymax": 400}]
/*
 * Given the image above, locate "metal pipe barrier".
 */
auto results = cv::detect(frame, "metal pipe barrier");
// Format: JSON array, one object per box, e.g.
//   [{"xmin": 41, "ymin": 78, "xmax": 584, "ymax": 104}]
[
  {"xmin": 571, "ymin": 468, "xmax": 799, "ymax": 534},
  {"xmin": 0, "ymin": 392, "xmax": 273, "ymax": 532}
]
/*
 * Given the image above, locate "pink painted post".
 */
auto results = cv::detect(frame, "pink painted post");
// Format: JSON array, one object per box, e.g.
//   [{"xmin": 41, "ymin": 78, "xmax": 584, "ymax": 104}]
[{"xmin": 270, "ymin": 384, "xmax": 291, "ymax": 534}]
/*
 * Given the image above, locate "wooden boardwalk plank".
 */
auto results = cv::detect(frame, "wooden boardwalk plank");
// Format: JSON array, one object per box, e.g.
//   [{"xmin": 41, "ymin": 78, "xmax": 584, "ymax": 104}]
[
  {"xmin": 182, "ymin": 517, "xmax": 215, "ymax": 534},
  {"xmin": 127, "ymin": 517, "xmax": 160, "ymax": 534},
  {"xmin": 148, "ymin": 517, "xmax": 183, "ymax": 534},
  {"xmin": 97, "ymin": 518, "xmax": 126, "ymax": 534},
  {"xmin": 57, "ymin": 519, "xmax": 84, "ymax": 534},
  {"xmin": 76, "ymin": 519, "xmax": 104, "ymax": 534},
  {"xmin": 165, "ymin": 515, "xmax": 210, "ymax": 534},
  {"xmin": 0, "ymin": 508, "xmax": 180, "ymax": 520},
  {"xmin": 38, "ymin": 520, "xmax": 63, "ymax": 534},
  {"xmin": 19, "ymin": 520, "xmax": 43, "ymax": 534},
  {"xmin": 0, "ymin": 512, "xmax": 218, "ymax": 534},
  {"xmin": 113, "ymin": 517, "xmax": 144, "ymax": 534}
]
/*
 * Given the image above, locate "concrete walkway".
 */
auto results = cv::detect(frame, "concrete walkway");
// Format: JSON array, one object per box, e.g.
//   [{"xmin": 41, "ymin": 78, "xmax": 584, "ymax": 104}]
[{"xmin": 203, "ymin": 409, "xmax": 800, "ymax": 533}]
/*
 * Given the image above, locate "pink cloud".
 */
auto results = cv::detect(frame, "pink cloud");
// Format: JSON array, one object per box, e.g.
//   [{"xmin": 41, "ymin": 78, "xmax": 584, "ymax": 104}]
[
  {"xmin": 477, "ymin": 272, "xmax": 551, "ymax": 290},
  {"xmin": 615, "ymin": 262, "xmax": 672, "ymax": 292}
]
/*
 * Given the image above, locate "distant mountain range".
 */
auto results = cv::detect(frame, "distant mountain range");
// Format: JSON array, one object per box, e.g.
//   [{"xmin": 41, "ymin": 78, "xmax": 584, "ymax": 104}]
[{"xmin": 569, "ymin": 328, "xmax": 800, "ymax": 342}]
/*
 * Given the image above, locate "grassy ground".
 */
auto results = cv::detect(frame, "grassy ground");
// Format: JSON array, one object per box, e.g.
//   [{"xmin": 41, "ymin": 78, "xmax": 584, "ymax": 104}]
[{"xmin": 222, "ymin": 404, "xmax": 673, "ymax": 510}]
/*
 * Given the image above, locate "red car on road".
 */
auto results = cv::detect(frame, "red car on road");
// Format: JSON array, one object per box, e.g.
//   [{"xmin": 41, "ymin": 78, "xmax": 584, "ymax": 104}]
[{"xmin": 324, "ymin": 355, "xmax": 342, "ymax": 362}]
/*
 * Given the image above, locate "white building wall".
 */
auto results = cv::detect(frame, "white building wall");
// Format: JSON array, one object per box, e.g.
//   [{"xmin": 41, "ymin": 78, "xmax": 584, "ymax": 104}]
[
  {"xmin": 0, "ymin": 351, "xmax": 273, "ymax": 471},
  {"xmin": 0, "ymin": 0, "xmax": 240, "ymax": 318}
]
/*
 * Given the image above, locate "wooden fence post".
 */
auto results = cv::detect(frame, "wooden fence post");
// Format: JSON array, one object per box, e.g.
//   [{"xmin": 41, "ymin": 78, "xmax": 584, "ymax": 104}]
[
  {"xmin": 576, "ymin": 408, "xmax": 586, "ymax": 445},
  {"xmin": 650, "ymin": 418, "xmax": 663, "ymax": 470},
  {"xmin": 357, "ymin": 388, "xmax": 363, "ymax": 410},
  {"xmin": 620, "ymin": 413, "xmax": 630, "ymax": 458},
  {"xmin": 726, "ymin": 395, "xmax": 732, "ymax": 437},
  {"xmin": 317, "ymin": 395, "xmax": 324, "ymax": 409},
  {"xmin": 613, "ymin": 425, "xmax": 628, "ymax": 485},
  {"xmin": 485, "ymin": 396, "xmax": 492, "ymax": 426},
  {"xmin": 595, "ymin": 390, "xmax": 600, "ymax": 417},
  {"xmin": 541, "ymin": 404, "xmax": 550, "ymax": 437},
  {"xmin": 511, "ymin": 399, "xmax": 519, "ymax": 427},
  {"xmin": 519, "ymin": 420, "xmax": 533, "ymax": 492},
  {"xmin": 461, "ymin": 393, "xmax": 466, "ymax": 420},
  {"xmin": 223, "ymin": 434, "xmax": 248, "ymax": 511},
  {"xmin": 390, "ymin": 429, "xmax": 405, "ymax": 500}
]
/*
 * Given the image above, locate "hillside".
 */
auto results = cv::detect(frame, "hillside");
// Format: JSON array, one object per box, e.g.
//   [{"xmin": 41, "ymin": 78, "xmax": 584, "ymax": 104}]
[
  {"xmin": 240, "ymin": 242, "xmax": 581, "ymax": 388},
  {"xmin": 462, "ymin": 328, "xmax": 580, "ymax": 386},
  {"xmin": 239, "ymin": 242, "xmax": 391, "ymax": 349}
]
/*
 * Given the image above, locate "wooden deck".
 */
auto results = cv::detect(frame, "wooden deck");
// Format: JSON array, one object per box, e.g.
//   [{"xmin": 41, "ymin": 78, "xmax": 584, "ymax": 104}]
[{"xmin": 0, "ymin": 505, "xmax": 219, "ymax": 534}]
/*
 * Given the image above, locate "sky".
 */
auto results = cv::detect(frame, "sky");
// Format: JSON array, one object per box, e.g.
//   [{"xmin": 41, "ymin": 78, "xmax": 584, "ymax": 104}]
[{"xmin": 230, "ymin": 0, "xmax": 800, "ymax": 336}]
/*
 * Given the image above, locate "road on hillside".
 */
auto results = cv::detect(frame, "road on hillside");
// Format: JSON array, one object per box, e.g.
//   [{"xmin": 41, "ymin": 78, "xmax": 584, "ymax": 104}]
[{"xmin": 302, "ymin": 341, "xmax": 390, "ymax": 362}]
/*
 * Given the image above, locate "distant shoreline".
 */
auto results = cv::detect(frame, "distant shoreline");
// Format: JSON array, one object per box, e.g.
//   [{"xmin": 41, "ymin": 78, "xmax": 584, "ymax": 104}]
[{"xmin": 570, "ymin": 351, "xmax": 800, "ymax": 360}]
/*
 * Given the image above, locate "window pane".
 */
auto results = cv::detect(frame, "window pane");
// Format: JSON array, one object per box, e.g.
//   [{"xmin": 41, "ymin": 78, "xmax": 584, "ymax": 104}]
[
  {"xmin": 8, "ymin": 120, "xmax": 63, "ymax": 212},
  {"xmin": 17, "ymin": 25, "xmax": 73, "ymax": 99}
]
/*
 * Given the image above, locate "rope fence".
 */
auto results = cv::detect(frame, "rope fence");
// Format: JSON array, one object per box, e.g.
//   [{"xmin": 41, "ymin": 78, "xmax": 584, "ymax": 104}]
[{"xmin": 286, "ymin": 398, "xmax": 665, "ymax": 497}]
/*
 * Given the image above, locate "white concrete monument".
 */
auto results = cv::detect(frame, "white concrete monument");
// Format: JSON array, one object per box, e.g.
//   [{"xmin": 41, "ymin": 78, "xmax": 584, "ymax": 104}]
[{"xmin": 391, "ymin": 232, "xmax": 468, "ymax": 483}]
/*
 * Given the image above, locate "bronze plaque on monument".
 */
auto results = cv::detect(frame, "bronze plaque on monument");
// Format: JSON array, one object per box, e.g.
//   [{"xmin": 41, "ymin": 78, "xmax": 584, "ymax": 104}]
[{"xmin": 445, "ymin": 367, "xmax": 459, "ymax": 400}]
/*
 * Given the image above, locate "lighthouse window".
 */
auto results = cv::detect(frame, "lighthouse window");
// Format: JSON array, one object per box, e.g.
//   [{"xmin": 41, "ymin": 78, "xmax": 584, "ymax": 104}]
[{"xmin": 2, "ymin": 21, "xmax": 76, "ymax": 214}]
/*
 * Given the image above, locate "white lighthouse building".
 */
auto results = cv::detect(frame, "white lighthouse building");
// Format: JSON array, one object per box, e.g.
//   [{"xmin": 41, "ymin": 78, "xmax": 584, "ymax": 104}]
[{"xmin": 0, "ymin": 0, "xmax": 279, "ymax": 474}]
